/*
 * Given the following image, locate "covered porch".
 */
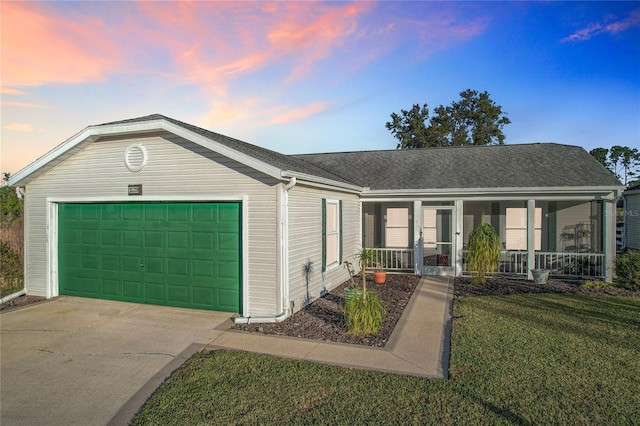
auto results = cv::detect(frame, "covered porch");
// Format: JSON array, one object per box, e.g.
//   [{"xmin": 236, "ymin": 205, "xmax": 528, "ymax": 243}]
[{"xmin": 362, "ymin": 197, "xmax": 616, "ymax": 281}]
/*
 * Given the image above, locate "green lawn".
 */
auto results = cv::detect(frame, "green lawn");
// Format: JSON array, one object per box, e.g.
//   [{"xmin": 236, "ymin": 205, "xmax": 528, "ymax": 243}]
[{"xmin": 132, "ymin": 294, "xmax": 640, "ymax": 425}]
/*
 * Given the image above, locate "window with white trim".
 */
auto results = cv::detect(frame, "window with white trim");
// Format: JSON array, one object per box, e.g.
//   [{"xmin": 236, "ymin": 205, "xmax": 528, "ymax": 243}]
[
  {"xmin": 322, "ymin": 199, "xmax": 342, "ymax": 271},
  {"xmin": 385, "ymin": 207, "xmax": 409, "ymax": 248},
  {"xmin": 505, "ymin": 207, "xmax": 541, "ymax": 250}
]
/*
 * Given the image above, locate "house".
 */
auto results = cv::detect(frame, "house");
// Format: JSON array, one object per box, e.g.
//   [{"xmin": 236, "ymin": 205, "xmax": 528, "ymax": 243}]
[
  {"xmin": 621, "ymin": 184, "xmax": 640, "ymax": 250},
  {"xmin": 8, "ymin": 114, "xmax": 624, "ymax": 320}
]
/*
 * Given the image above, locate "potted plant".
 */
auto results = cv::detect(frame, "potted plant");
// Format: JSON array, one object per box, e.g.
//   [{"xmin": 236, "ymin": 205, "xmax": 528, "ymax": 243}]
[{"xmin": 373, "ymin": 263, "xmax": 386, "ymax": 285}]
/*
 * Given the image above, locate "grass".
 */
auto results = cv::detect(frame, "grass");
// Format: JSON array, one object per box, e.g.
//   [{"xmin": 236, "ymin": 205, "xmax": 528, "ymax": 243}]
[{"xmin": 132, "ymin": 294, "xmax": 640, "ymax": 425}]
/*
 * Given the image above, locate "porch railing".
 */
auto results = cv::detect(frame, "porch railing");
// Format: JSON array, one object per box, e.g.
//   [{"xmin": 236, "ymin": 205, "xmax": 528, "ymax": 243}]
[
  {"xmin": 461, "ymin": 250, "xmax": 605, "ymax": 278},
  {"xmin": 535, "ymin": 252, "xmax": 605, "ymax": 278},
  {"xmin": 462, "ymin": 250, "xmax": 528, "ymax": 275},
  {"xmin": 366, "ymin": 248, "xmax": 414, "ymax": 271}
]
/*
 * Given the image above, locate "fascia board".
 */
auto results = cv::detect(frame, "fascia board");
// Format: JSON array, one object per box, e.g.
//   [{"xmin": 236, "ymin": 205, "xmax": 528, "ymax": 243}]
[
  {"xmin": 281, "ymin": 170, "xmax": 365, "ymax": 193},
  {"xmin": 8, "ymin": 118, "xmax": 286, "ymax": 187},
  {"xmin": 363, "ymin": 186, "xmax": 625, "ymax": 198}
]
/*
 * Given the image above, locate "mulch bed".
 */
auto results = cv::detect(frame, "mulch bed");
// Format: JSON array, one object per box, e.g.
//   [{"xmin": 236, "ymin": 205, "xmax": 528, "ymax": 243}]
[
  {"xmin": 454, "ymin": 276, "xmax": 640, "ymax": 298},
  {"xmin": 0, "ymin": 294, "xmax": 46, "ymax": 312},
  {"xmin": 233, "ymin": 274, "xmax": 421, "ymax": 347}
]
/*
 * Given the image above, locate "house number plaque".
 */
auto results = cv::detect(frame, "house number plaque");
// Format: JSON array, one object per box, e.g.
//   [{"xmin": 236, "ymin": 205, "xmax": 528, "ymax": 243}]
[{"xmin": 128, "ymin": 184, "xmax": 143, "ymax": 196}]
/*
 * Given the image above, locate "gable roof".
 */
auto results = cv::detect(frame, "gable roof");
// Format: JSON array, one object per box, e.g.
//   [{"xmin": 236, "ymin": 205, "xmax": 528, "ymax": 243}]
[
  {"xmin": 8, "ymin": 114, "xmax": 361, "ymax": 191},
  {"xmin": 293, "ymin": 143, "xmax": 623, "ymax": 193},
  {"xmin": 8, "ymin": 114, "xmax": 624, "ymax": 197}
]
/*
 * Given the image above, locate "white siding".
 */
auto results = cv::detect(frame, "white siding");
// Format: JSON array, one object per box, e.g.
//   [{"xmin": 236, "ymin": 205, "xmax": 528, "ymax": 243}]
[
  {"xmin": 23, "ymin": 133, "xmax": 280, "ymax": 316},
  {"xmin": 625, "ymin": 193, "xmax": 640, "ymax": 250},
  {"xmin": 287, "ymin": 185, "xmax": 360, "ymax": 312}
]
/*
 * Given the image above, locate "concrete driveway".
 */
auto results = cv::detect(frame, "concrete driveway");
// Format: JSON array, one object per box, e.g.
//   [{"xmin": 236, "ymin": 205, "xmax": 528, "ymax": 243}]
[{"xmin": 1, "ymin": 296, "xmax": 233, "ymax": 426}]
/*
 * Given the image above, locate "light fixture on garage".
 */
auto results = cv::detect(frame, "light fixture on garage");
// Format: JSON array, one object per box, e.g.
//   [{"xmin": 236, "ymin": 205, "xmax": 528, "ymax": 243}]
[{"xmin": 124, "ymin": 144, "xmax": 147, "ymax": 172}]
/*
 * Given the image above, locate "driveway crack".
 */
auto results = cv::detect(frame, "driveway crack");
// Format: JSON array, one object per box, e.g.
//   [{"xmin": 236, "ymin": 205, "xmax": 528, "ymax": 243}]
[{"xmin": 33, "ymin": 348, "xmax": 178, "ymax": 358}]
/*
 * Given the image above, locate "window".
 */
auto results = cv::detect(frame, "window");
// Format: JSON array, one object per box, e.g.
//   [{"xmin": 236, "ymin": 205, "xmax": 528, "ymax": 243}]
[
  {"xmin": 385, "ymin": 207, "xmax": 409, "ymax": 248},
  {"xmin": 505, "ymin": 207, "xmax": 541, "ymax": 250},
  {"xmin": 322, "ymin": 199, "xmax": 342, "ymax": 271}
]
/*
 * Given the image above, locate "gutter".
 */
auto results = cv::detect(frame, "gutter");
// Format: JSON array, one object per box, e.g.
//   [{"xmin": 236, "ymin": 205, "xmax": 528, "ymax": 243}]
[
  {"xmin": 1, "ymin": 289, "xmax": 26, "ymax": 305},
  {"xmin": 233, "ymin": 177, "xmax": 297, "ymax": 324}
]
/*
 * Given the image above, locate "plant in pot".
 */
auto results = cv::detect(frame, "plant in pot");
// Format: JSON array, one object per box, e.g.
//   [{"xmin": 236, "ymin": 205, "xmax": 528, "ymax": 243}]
[{"xmin": 373, "ymin": 263, "xmax": 387, "ymax": 285}]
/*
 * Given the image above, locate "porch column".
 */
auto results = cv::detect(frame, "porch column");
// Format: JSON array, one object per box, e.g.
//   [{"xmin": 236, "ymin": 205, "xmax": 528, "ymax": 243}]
[
  {"xmin": 413, "ymin": 200, "xmax": 422, "ymax": 274},
  {"xmin": 526, "ymin": 200, "xmax": 536, "ymax": 280},
  {"xmin": 455, "ymin": 200, "xmax": 463, "ymax": 276},
  {"xmin": 603, "ymin": 198, "xmax": 615, "ymax": 283}
]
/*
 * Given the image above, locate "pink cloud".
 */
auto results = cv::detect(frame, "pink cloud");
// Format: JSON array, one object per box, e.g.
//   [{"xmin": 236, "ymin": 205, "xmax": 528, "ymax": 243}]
[
  {"xmin": 268, "ymin": 101, "xmax": 330, "ymax": 125},
  {"xmin": 562, "ymin": 8, "xmax": 640, "ymax": 42},
  {"xmin": 1, "ymin": 100, "xmax": 49, "ymax": 109},
  {"xmin": 4, "ymin": 123, "xmax": 34, "ymax": 132},
  {"xmin": 0, "ymin": 2, "xmax": 121, "ymax": 89},
  {"xmin": 1, "ymin": 87, "xmax": 25, "ymax": 95}
]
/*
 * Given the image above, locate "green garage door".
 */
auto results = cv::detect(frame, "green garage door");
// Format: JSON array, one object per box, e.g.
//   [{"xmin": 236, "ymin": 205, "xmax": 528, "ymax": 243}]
[{"xmin": 58, "ymin": 202, "xmax": 241, "ymax": 312}]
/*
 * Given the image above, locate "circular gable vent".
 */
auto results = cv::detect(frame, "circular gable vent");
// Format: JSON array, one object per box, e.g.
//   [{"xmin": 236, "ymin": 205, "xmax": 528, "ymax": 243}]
[{"xmin": 125, "ymin": 144, "xmax": 147, "ymax": 172}]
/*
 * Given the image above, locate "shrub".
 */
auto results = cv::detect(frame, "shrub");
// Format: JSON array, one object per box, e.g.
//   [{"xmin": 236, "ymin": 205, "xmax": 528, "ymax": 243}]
[
  {"xmin": 344, "ymin": 286, "xmax": 385, "ymax": 336},
  {"xmin": 615, "ymin": 250, "xmax": 640, "ymax": 290},
  {"xmin": 0, "ymin": 240, "xmax": 23, "ymax": 297},
  {"xmin": 467, "ymin": 223, "xmax": 501, "ymax": 285},
  {"xmin": 581, "ymin": 280, "xmax": 615, "ymax": 290}
]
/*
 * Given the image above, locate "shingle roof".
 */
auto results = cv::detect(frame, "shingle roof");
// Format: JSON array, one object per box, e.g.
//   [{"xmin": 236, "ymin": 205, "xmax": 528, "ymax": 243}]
[
  {"xmin": 292, "ymin": 143, "xmax": 623, "ymax": 190},
  {"xmin": 97, "ymin": 114, "xmax": 355, "ymax": 186},
  {"xmin": 98, "ymin": 115, "xmax": 623, "ymax": 191}
]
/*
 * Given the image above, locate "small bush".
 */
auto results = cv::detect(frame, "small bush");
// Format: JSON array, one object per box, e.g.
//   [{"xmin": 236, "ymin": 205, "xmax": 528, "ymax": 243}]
[
  {"xmin": 615, "ymin": 250, "xmax": 640, "ymax": 290},
  {"xmin": 581, "ymin": 280, "xmax": 615, "ymax": 290},
  {"xmin": 1, "ymin": 240, "xmax": 23, "ymax": 297},
  {"xmin": 344, "ymin": 287, "xmax": 386, "ymax": 336}
]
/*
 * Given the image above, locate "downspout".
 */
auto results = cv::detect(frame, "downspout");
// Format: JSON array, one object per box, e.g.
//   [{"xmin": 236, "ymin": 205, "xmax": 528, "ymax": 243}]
[
  {"xmin": 233, "ymin": 177, "xmax": 297, "ymax": 324},
  {"xmin": 1, "ymin": 289, "xmax": 27, "ymax": 305}
]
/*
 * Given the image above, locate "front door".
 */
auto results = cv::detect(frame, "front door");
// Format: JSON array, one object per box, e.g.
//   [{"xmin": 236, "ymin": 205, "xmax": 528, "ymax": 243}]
[{"xmin": 421, "ymin": 207, "xmax": 455, "ymax": 275}]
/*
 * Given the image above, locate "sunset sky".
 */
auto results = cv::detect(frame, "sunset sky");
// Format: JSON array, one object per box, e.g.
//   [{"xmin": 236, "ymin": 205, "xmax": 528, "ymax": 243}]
[{"xmin": 2, "ymin": 1, "xmax": 639, "ymax": 176}]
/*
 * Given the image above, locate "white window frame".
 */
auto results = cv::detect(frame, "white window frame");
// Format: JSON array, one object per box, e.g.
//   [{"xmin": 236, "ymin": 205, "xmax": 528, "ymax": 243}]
[
  {"xmin": 505, "ymin": 207, "xmax": 541, "ymax": 250},
  {"xmin": 325, "ymin": 200, "xmax": 340, "ymax": 268}
]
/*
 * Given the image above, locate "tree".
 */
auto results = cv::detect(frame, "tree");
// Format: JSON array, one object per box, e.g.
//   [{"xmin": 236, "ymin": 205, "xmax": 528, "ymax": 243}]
[
  {"xmin": 386, "ymin": 89, "xmax": 511, "ymax": 149},
  {"xmin": 0, "ymin": 186, "xmax": 23, "ymax": 225},
  {"xmin": 589, "ymin": 146, "xmax": 640, "ymax": 186},
  {"xmin": 609, "ymin": 145, "xmax": 640, "ymax": 186},
  {"xmin": 589, "ymin": 147, "xmax": 610, "ymax": 170}
]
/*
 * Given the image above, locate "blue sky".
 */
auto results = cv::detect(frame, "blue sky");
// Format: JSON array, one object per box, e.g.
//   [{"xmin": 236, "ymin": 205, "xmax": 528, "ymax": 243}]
[{"xmin": 2, "ymin": 1, "xmax": 639, "ymax": 175}]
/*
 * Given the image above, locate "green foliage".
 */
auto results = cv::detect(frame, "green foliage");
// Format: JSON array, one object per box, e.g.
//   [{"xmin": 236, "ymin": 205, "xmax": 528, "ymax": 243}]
[
  {"xmin": 0, "ymin": 241, "xmax": 23, "ymax": 297},
  {"xmin": 615, "ymin": 250, "xmax": 640, "ymax": 290},
  {"xmin": 589, "ymin": 145, "xmax": 640, "ymax": 186},
  {"xmin": 356, "ymin": 247, "xmax": 374, "ymax": 296},
  {"xmin": 467, "ymin": 223, "xmax": 501, "ymax": 285},
  {"xmin": 581, "ymin": 280, "xmax": 615, "ymax": 290},
  {"xmin": 386, "ymin": 89, "xmax": 510, "ymax": 149},
  {"xmin": 343, "ymin": 287, "xmax": 385, "ymax": 336},
  {"xmin": 0, "ymin": 186, "xmax": 23, "ymax": 225}
]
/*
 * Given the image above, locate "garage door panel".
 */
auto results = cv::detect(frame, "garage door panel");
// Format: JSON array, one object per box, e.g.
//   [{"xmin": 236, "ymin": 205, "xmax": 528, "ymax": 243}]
[
  {"xmin": 144, "ymin": 282, "xmax": 165, "ymax": 302},
  {"xmin": 123, "ymin": 281, "xmax": 143, "ymax": 299},
  {"xmin": 102, "ymin": 279, "xmax": 122, "ymax": 297},
  {"xmin": 168, "ymin": 231, "xmax": 188, "ymax": 248},
  {"xmin": 218, "ymin": 289, "xmax": 239, "ymax": 310},
  {"xmin": 59, "ymin": 203, "xmax": 241, "ymax": 312},
  {"xmin": 82, "ymin": 277, "xmax": 101, "ymax": 295}
]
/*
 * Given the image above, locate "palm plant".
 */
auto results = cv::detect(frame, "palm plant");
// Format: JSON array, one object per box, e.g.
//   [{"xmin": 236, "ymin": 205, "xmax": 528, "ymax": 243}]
[
  {"xmin": 342, "ymin": 247, "xmax": 386, "ymax": 336},
  {"xmin": 356, "ymin": 247, "xmax": 374, "ymax": 297}
]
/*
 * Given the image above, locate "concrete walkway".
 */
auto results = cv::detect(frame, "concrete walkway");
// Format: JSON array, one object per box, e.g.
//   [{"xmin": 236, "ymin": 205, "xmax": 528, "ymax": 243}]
[{"xmin": 208, "ymin": 275, "xmax": 454, "ymax": 379}]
